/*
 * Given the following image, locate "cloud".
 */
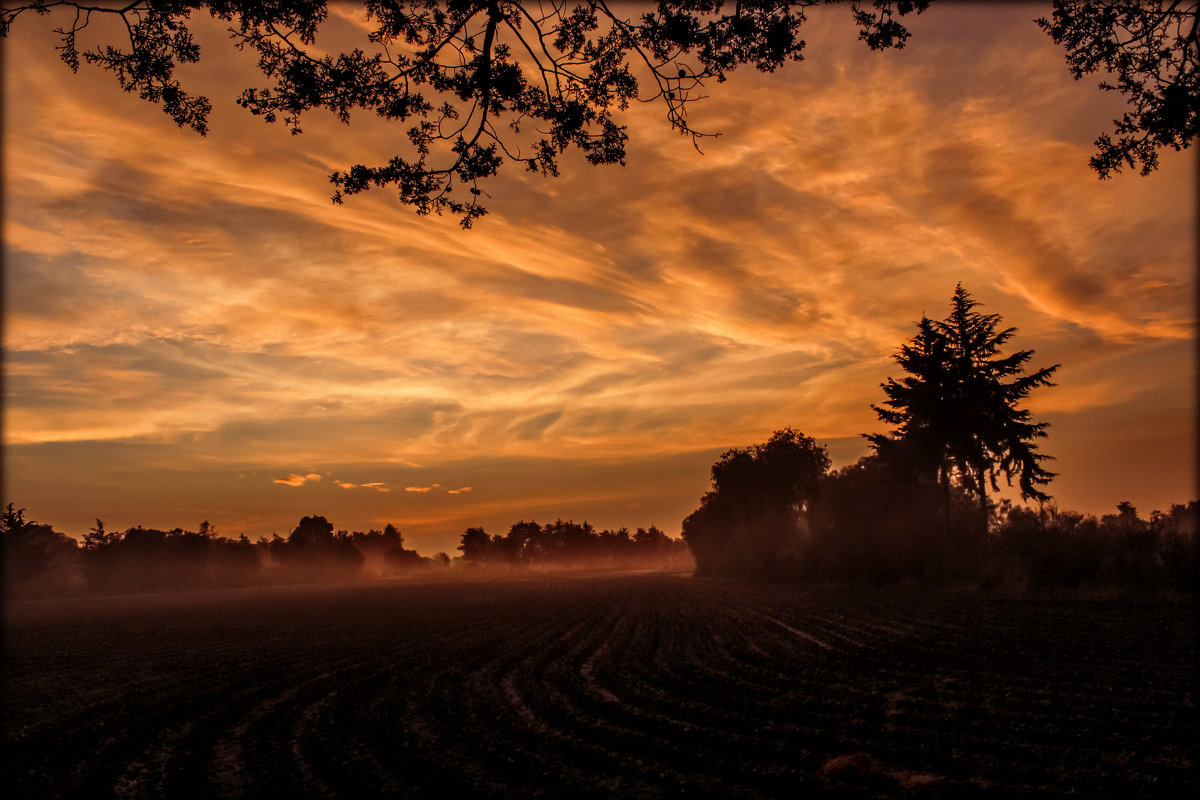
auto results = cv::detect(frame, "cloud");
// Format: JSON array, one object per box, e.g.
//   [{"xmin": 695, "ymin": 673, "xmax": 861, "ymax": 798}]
[
  {"xmin": 403, "ymin": 483, "xmax": 468, "ymax": 494},
  {"xmin": 273, "ymin": 473, "xmax": 322, "ymax": 487},
  {"xmin": 336, "ymin": 479, "xmax": 391, "ymax": 492},
  {"xmin": 509, "ymin": 410, "xmax": 564, "ymax": 441}
]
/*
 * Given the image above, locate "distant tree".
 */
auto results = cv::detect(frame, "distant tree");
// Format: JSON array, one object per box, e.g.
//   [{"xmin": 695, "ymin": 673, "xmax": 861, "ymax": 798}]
[
  {"xmin": 499, "ymin": 520, "xmax": 540, "ymax": 563},
  {"xmin": 75, "ymin": 517, "xmax": 124, "ymax": 592},
  {"xmin": 542, "ymin": 519, "xmax": 597, "ymax": 562},
  {"xmin": 2, "ymin": 503, "xmax": 26, "ymax": 533},
  {"xmin": 1, "ymin": 505, "xmax": 82, "ymax": 597},
  {"xmin": 351, "ymin": 523, "xmax": 412, "ymax": 572},
  {"xmin": 1099, "ymin": 501, "xmax": 1161, "ymax": 588},
  {"xmin": 384, "ymin": 544, "xmax": 425, "ymax": 571},
  {"xmin": 458, "ymin": 526, "xmax": 494, "ymax": 562},
  {"xmin": 995, "ymin": 503, "xmax": 1106, "ymax": 589},
  {"xmin": 4, "ymin": 2, "xmax": 1189, "ymax": 226},
  {"xmin": 279, "ymin": 514, "xmax": 363, "ymax": 579},
  {"xmin": 631, "ymin": 525, "xmax": 673, "ymax": 562},
  {"xmin": 82, "ymin": 518, "xmax": 120, "ymax": 550},
  {"xmin": 682, "ymin": 428, "xmax": 830, "ymax": 578},
  {"xmin": 110, "ymin": 526, "xmax": 175, "ymax": 591},
  {"xmin": 1103, "ymin": 500, "xmax": 1145, "ymax": 531},
  {"xmin": 1152, "ymin": 501, "xmax": 1199, "ymax": 592},
  {"xmin": 993, "ymin": 499, "xmax": 1199, "ymax": 592},
  {"xmin": 633, "ymin": 525, "xmax": 666, "ymax": 547},
  {"xmin": 288, "ymin": 514, "xmax": 335, "ymax": 546},
  {"xmin": 867, "ymin": 285, "xmax": 1059, "ymax": 552},
  {"xmin": 210, "ymin": 532, "xmax": 262, "ymax": 586}
]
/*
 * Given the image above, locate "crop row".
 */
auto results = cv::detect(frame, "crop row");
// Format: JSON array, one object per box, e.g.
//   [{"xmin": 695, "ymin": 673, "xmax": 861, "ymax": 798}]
[{"xmin": 4, "ymin": 575, "xmax": 1196, "ymax": 797}]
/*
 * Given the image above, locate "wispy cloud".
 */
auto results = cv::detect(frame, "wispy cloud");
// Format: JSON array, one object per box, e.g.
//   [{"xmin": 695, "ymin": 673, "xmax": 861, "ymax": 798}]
[
  {"xmin": 336, "ymin": 479, "xmax": 391, "ymax": 492},
  {"xmin": 273, "ymin": 473, "xmax": 322, "ymax": 487}
]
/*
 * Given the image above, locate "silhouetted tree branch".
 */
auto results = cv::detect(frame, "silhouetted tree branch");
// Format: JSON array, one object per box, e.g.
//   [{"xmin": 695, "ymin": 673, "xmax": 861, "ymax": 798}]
[{"xmin": 1037, "ymin": 0, "xmax": 1199, "ymax": 177}]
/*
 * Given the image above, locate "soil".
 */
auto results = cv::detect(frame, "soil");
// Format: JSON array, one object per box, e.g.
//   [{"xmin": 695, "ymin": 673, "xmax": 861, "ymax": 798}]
[{"xmin": 4, "ymin": 573, "xmax": 1196, "ymax": 797}]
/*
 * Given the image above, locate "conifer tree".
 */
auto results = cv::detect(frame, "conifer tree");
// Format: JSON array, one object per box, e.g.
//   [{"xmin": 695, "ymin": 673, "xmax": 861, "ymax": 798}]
[{"xmin": 868, "ymin": 285, "xmax": 1059, "ymax": 536}]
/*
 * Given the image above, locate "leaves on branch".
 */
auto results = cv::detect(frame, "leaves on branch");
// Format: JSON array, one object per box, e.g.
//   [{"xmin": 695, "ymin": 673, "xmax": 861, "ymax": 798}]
[{"xmin": 1037, "ymin": 0, "xmax": 1199, "ymax": 177}]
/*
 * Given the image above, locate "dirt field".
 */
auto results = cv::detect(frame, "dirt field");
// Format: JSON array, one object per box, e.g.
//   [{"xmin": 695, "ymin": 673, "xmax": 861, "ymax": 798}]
[{"xmin": 4, "ymin": 573, "xmax": 1196, "ymax": 797}]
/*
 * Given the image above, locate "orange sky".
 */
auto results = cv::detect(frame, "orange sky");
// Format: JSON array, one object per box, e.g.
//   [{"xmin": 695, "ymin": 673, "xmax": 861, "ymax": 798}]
[{"xmin": 3, "ymin": 3, "xmax": 1195, "ymax": 555}]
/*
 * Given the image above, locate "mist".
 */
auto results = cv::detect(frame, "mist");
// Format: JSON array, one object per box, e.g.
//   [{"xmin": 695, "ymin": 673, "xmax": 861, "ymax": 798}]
[{"xmin": 0, "ymin": 508, "xmax": 693, "ymax": 600}]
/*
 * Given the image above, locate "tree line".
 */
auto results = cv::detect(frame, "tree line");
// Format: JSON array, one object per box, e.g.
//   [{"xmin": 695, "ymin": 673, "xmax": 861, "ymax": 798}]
[
  {"xmin": 0, "ymin": 506, "xmax": 689, "ymax": 599},
  {"xmin": 684, "ymin": 434, "xmax": 1196, "ymax": 591},
  {"xmin": 683, "ymin": 287, "xmax": 1198, "ymax": 592},
  {"xmin": 0, "ymin": 509, "xmax": 427, "ymax": 598},
  {"xmin": 456, "ymin": 518, "xmax": 690, "ymax": 569}
]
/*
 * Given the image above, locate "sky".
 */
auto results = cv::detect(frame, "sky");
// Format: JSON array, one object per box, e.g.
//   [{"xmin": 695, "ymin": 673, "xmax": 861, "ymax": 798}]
[{"xmin": 3, "ymin": 3, "xmax": 1195, "ymax": 555}]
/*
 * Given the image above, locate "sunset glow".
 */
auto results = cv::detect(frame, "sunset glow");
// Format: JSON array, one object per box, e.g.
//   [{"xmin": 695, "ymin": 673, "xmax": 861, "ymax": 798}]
[{"xmin": 3, "ymin": 4, "xmax": 1195, "ymax": 554}]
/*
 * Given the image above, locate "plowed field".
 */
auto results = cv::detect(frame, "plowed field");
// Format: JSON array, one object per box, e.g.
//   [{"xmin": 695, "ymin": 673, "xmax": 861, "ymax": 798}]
[{"xmin": 4, "ymin": 574, "xmax": 1196, "ymax": 797}]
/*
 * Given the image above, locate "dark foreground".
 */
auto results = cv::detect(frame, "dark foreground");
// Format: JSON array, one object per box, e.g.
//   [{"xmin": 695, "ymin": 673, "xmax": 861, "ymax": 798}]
[{"xmin": 4, "ymin": 574, "xmax": 1196, "ymax": 798}]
